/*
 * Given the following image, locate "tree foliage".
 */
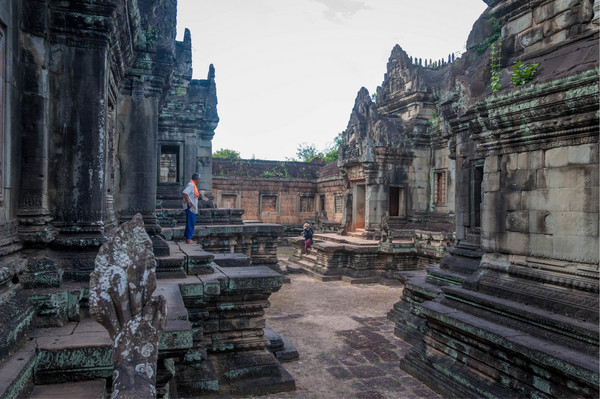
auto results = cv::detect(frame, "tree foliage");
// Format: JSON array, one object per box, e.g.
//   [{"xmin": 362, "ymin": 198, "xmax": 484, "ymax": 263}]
[
  {"xmin": 213, "ymin": 148, "xmax": 241, "ymax": 159},
  {"xmin": 296, "ymin": 143, "xmax": 322, "ymax": 162},
  {"xmin": 511, "ymin": 60, "xmax": 539, "ymax": 87},
  {"xmin": 295, "ymin": 132, "xmax": 342, "ymax": 163}
]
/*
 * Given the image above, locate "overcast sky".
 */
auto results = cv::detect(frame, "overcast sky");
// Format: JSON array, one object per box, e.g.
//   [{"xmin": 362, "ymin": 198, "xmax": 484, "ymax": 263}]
[{"xmin": 176, "ymin": 0, "xmax": 488, "ymax": 160}]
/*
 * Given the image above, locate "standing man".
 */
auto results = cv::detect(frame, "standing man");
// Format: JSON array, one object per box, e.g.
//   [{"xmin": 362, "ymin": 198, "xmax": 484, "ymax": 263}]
[{"xmin": 182, "ymin": 173, "xmax": 201, "ymax": 244}]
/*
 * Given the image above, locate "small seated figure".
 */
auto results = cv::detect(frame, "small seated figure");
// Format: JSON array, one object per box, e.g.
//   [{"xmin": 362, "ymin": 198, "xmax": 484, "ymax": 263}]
[{"xmin": 302, "ymin": 223, "xmax": 314, "ymax": 254}]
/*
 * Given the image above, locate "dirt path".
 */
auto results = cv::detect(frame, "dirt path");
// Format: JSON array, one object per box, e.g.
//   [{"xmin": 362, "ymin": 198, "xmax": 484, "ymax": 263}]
[{"xmin": 262, "ymin": 271, "xmax": 443, "ymax": 399}]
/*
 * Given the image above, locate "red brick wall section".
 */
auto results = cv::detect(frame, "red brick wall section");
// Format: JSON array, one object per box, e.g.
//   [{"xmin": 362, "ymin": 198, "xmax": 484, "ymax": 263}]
[{"xmin": 212, "ymin": 158, "xmax": 344, "ymax": 225}]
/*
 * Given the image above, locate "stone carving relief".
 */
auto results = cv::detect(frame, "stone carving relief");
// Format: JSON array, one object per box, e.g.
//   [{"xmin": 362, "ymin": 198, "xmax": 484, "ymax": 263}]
[
  {"xmin": 89, "ymin": 214, "xmax": 166, "ymax": 399},
  {"xmin": 197, "ymin": 156, "xmax": 211, "ymax": 167},
  {"xmin": 18, "ymin": 190, "xmax": 44, "ymax": 209}
]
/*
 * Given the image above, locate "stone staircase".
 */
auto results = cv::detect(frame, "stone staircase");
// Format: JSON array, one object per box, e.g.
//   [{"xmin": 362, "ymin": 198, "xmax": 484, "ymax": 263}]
[
  {"xmin": 402, "ymin": 292, "xmax": 599, "ymax": 398},
  {"xmin": 0, "ymin": 259, "xmax": 294, "ymax": 398}
]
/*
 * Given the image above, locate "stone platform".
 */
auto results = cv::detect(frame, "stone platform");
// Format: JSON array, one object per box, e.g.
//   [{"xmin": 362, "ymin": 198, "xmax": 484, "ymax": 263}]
[
  {"xmin": 289, "ymin": 231, "xmax": 452, "ymax": 283},
  {"xmin": 161, "ymin": 222, "xmax": 283, "ymax": 270},
  {"xmin": 0, "ymin": 261, "xmax": 295, "ymax": 398}
]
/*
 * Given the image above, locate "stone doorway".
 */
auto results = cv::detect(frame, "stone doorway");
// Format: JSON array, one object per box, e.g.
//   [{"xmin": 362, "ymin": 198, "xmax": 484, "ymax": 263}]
[
  {"xmin": 389, "ymin": 186, "xmax": 405, "ymax": 218},
  {"xmin": 353, "ymin": 184, "xmax": 365, "ymax": 230}
]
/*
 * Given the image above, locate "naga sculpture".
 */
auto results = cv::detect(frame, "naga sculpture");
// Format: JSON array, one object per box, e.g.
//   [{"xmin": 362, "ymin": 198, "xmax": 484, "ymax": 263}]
[{"xmin": 89, "ymin": 214, "xmax": 167, "ymax": 398}]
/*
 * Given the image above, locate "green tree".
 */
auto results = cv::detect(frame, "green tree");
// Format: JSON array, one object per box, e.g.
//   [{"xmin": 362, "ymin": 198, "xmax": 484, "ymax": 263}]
[
  {"xmin": 323, "ymin": 132, "xmax": 342, "ymax": 162},
  {"xmin": 213, "ymin": 148, "xmax": 241, "ymax": 159},
  {"xmin": 296, "ymin": 143, "xmax": 324, "ymax": 162},
  {"xmin": 295, "ymin": 132, "xmax": 343, "ymax": 163}
]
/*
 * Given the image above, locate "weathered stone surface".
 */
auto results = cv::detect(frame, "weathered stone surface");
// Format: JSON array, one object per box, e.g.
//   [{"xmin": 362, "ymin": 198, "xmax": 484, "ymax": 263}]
[
  {"xmin": 29, "ymin": 379, "xmax": 107, "ymax": 399},
  {"xmin": 0, "ymin": 340, "xmax": 36, "ymax": 399},
  {"xmin": 89, "ymin": 214, "xmax": 166, "ymax": 399},
  {"xmin": 0, "ymin": 1, "xmax": 296, "ymax": 398},
  {"xmin": 34, "ymin": 326, "xmax": 112, "ymax": 384},
  {"xmin": 389, "ymin": 1, "xmax": 599, "ymax": 397},
  {"xmin": 290, "ymin": 230, "xmax": 453, "ymax": 281},
  {"xmin": 173, "ymin": 265, "xmax": 293, "ymax": 396}
]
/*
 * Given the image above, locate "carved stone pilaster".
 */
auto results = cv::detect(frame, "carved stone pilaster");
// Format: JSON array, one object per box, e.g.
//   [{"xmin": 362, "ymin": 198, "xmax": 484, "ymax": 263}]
[{"xmin": 115, "ymin": 2, "xmax": 177, "ymax": 238}]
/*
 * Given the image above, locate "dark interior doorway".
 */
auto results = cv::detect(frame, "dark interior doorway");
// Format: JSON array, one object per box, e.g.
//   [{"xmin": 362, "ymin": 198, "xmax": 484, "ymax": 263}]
[{"xmin": 389, "ymin": 186, "xmax": 405, "ymax": 218}]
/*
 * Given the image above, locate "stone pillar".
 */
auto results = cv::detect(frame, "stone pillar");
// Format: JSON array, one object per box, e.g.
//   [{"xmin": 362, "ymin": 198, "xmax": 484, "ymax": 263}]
[
  {"xmin": 17, "ymin": 0, "xmax": 57, "ymax": 245},
  {"xmin": 364, "ymin": 163, "xmax": 384, "ymax": 231},
  {"xmin": 115, "ymin": 0, "xmax": 177, "ymax": 237},
  {"xmin": 191, "ymin": 65, "xmax": 219, "ymax": 204},
  {"xmin": 196, "ymin": 137, "xmax": 213, "ymax": 199},
  {"xmin": 116, "ymin": 85, "xmax": 161, "ymax": 235},
  {"xmin": 48, "ymin": 28, "xmax": 112, "ymax": 250}
]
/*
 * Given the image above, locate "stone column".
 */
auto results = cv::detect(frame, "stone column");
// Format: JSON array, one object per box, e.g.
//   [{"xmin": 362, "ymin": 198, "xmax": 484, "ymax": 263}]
[
  {"xmin": 17, "ymin": 0, "xmax": 56, "ymax": 246},
  {"xmin": 116, "ymin": 84, "xmax": 161, "ymax": 235},
  {"xmin": 192, "ymin": 65, "xmax": 219, "ymax": 205},
  {"xmin": 115, "ymin": 0, "xmax": 177, "ymax": 238},
  {"xmin": 48, "ymin": 24, "xmax": 112, "ymax": 250},
  {"xmin": 364, "ymin": 163, "xmax": 384, "ymax": 231}
]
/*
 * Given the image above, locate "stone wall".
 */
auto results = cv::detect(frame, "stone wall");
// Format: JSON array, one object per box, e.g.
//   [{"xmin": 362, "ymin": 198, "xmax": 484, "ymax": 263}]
[
  {"xmin": 388, "ymin": 0, "xmax": 599, "ymax": 397},
  {"xmin": 212, "ymin": 158, "xmax": 344, "ymax": 229},
  {"xmin": 0, "ymin": 1, "xmax": 295, "ymax": 397}
]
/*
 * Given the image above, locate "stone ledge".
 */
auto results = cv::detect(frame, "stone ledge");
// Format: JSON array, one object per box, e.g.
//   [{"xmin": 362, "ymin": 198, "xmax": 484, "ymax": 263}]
[
  {"xmin": 419, "ymin": 301, "xmax": 599, "ymax": 381},
  {"xmin": 0, "ymin": 340, "xmax": 36, "ymax": 399},
  {"xmin": 29, "ymin": 379, "xmax": 106, "ymax": 399},
  {"xmin": 443, "ymin": 285, "xmax": 599, "ymax": 348}
]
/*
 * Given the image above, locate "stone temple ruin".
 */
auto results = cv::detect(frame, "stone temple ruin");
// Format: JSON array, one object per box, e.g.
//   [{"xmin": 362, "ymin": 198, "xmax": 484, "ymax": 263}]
[
  {"xmin": 0, "ymin": 0, "xmax": 598, "ymax": 398},
  {"xmin": 0, "ymin": 0, "xmax": 293, "ymax": 397},
  {"xmin": 217, "ymin": 0, "xmax": 598, "ymax": 397}
]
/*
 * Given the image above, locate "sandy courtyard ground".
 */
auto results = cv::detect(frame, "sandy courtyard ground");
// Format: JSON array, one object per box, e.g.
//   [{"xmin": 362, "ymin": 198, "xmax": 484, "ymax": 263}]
[{"xmin": 261, "ymin": 267, "xmax": 443, "ymax": 399}]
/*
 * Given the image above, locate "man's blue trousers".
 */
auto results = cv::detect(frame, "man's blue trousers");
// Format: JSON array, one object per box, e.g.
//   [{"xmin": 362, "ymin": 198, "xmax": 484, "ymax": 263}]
[{"xmin": 184, "ymin": 208, "xmax": 196, "ymax": 239}]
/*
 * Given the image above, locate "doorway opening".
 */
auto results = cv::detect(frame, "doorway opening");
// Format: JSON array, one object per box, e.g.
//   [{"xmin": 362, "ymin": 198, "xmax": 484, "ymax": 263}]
[
  {"xmin": 354, "ymin": 184, "xmax": 366, "ymax": 229},
  {"xmin": 389, "ymin": 186, "xmax": 405, "ymax": 218}
]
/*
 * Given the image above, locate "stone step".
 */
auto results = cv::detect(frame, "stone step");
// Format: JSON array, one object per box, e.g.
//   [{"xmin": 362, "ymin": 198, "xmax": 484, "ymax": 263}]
[
  {"xmin": 33, "ymin": 320, "xmax": 112, "ymax": 385},
  {"xmin": 288, "ymin": 258, "xmax": 342, "ymax": 282},
  {"xmin": 312, "ymin": 234, "xmax": 379, "ymax": 247},
  {"xmin": 158, "ymin": 208, "xmax": 245, "ymax": 226},
  {"xmin": 32, "ymin": 286, "xmax": 194, "ymax": 384},
  {"xmin": 155, "ymin": 241, "xmax": 187, "ymax": 278},
  {"xmin": 227, "ymin": 350, "xmax": 296, "ymax": 396},
  {"xmin": 155, "ymin": 280, "xmax": 194, "ymax": 354},
  {"xmin": 212, "ymin": 253, "xmax": 251, "ymax": 267},
  {"xmin": 0, "ymin": 340, "xmax": 37, "ymax": 399},
  {"xmin": 285, "ymin": 263, "xmax": 306, "ymax": 274},
  {"xmin": 379, "ymin": 277, "xmax": 403, "ymax": 286},
  {"xmin": 177, "ymin": 242, "xmax": 215, "ymax": 274},
  {"xmin": 443, "ymin": 285, "xmax": 599, "ymax": 352},
  {"xmin": 341, "ymin": 275, "xmax": 381, "ymax": 284},
  {"xmin": 29, "ymin": 379, "xmax": 107, "ymax": 399},
  {"xmin": 420, "ymin": 301, "xmax": 599, "ymax": 383},
  {"xmin": 275, "ymin": 334, "xmax": 299, "ymax": 362},
  {"xmin": 263, "ymin": 327, "xmax": 299, "ymax": 362},
  {"xmin": 426, "ymin": 265, "xmax": 467, "ymax": 286},
  {"xmin": 403, "ymin": 274, "xmax": 443, "ymax": 301},
  {"xmin": 303, "ymin": 253, "xmax": 318, "ymax": 262},
  {"xmin": 391, "ymin": 269, "xmax": 427, "ymax": 284}
]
